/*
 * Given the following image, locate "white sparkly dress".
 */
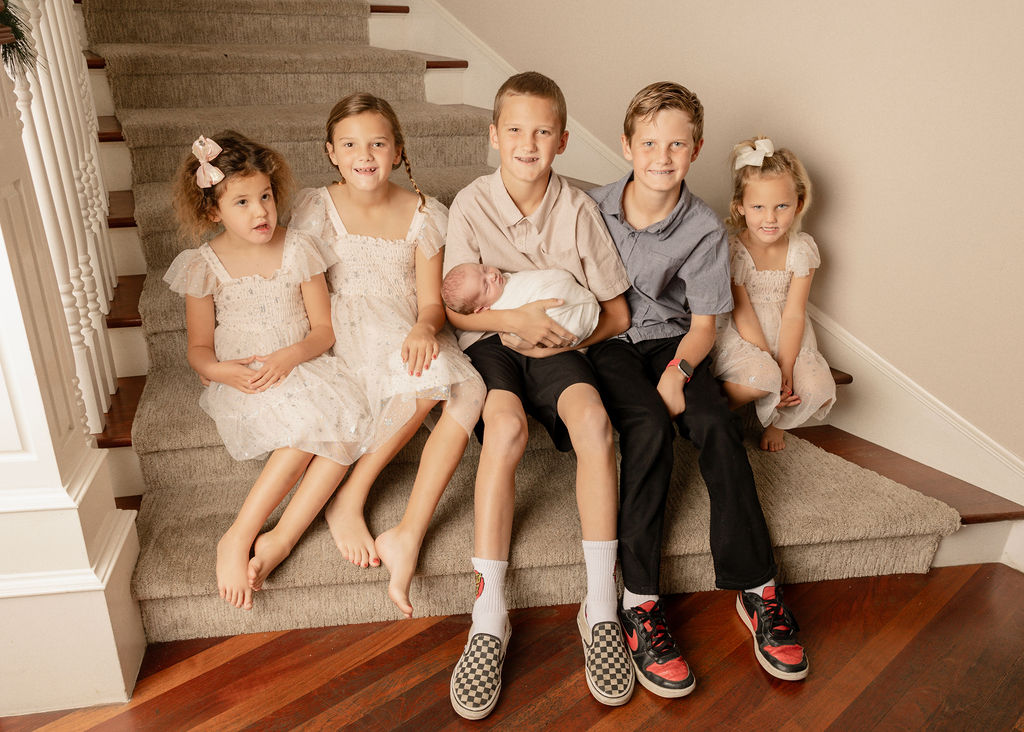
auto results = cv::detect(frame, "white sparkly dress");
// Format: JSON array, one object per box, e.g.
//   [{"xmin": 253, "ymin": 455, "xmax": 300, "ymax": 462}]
[
  {"xmin": 291, "ymin": 188, "xmax": 484, "ymax": 452},
  {"xmin": 164, "ymin": 228, "xmax": 370, "ymax": 464},
  {"xmin": 712, "ymin": 231, "xmax": 836, "ymax": 429}
]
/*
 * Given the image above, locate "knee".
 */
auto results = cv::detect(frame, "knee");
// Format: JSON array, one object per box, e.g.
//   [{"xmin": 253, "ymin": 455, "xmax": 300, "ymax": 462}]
[
  {"xmin": 482, "ymin": 409, "xmax": 528, "ymax": 456},
  {"xmin": 568, "ymin": 401, "xmax": 614, "ymax": 454}
]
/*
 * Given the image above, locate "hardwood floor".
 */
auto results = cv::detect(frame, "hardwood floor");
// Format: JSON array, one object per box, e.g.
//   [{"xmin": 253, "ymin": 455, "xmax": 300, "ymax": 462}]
[{"xmin": 5, "ymin": 564, "xmax": 1023, "ymax": 731}]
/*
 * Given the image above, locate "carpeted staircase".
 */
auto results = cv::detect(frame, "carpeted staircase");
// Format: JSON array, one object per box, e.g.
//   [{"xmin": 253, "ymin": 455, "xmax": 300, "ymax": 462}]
[{"xmin": 83, "ymin": 0, "xmax": 961, "ymax": 643}]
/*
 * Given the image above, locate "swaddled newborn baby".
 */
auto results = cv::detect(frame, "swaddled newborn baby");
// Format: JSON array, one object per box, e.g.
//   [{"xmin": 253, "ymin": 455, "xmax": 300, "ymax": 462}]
[{"xmin": 442, "ymin": 263, "xmax": 600, "ymax": 347}]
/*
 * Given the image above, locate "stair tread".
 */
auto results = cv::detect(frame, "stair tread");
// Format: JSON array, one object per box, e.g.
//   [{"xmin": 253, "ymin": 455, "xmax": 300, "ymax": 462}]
[
  {"xmin": 97, "ymin": 115, "xmax": 122, "ymax": 142},
  {"xmin": 107, "ymin": 189, "xmax": 135, "ymax": 228},
  {"xmin": 106, "ymin": 274, "xmax": 144, "ymax": 327},
  {"xmin": 791, "ymin": 425, "xmax": 1023, "ymax": 523},
  {"xmin": 96, "ymin": 375, "xmax": 145, "ymax": 448}
]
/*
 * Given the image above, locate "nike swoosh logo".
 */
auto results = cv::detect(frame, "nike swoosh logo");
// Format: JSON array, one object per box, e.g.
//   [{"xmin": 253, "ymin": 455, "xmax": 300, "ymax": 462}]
[{"xmin": 625, "ymin": 628, "xmax": 639, "ymax": 652}]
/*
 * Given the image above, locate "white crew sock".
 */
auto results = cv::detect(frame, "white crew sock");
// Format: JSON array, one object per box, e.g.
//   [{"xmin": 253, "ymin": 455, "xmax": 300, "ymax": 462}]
[
  {"xmin": 623, "ymin": 588, "xmax": 660, "ymax": 611},
  {"xmin": 745, "ymin": 578, "xmax": 776, "ymax": 598},
  {"xmin": 582, "ymin": 539, "xmax": 618, "ymax": 626},
  {"xmin": 470, "ymin": 557, "xmax": 508, "ymax": 638}
]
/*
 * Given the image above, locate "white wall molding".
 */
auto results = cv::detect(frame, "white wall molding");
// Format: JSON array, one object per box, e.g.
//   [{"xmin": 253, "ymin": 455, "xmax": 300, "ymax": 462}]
[
  {"xmin": 809, "ymin": 302, "xmax": 1024, "ymax": 505},
  {"xmin": 385, "ymin": 0, "xmax": 631, "ymax": 185}
]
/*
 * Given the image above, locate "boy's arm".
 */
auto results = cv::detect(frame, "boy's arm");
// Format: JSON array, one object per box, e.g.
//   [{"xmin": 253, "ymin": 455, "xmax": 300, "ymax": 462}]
[
  {"xmin": 502, "ymin": 293, "xmax": 630, "ymax": 358},
  {"xmin": 656, "ymin": 313, "xmax": 716, "ymax": 416},
  {"xmin": 447, "ymin": 301, "xmax": 576, "ymax": 347}
]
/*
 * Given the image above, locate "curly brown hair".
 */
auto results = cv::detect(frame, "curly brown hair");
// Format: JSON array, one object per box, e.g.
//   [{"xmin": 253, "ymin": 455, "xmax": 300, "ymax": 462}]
[{"xmin": 172, "ymin": 130, "xmax": 294, "ymax": 242}]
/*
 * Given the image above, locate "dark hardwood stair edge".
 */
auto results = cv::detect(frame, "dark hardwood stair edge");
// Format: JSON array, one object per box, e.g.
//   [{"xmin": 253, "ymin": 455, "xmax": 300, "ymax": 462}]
[
  {"xmin": 96, "ymin": 375, "xmax": 145, "ymax": 449},
  {"xmin": 791, "ymin": 425, "xmax": 1024, "ymax": 524},
  {"xmin": 107, "ymin": 274, "xmax": 145, "ymax": 328}
]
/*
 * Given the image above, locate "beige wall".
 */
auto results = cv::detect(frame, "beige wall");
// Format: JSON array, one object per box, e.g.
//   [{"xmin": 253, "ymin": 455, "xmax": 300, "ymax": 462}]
[{"xmin": 439, "ymin": 0, "xmax": 1024, "ymax": 460}]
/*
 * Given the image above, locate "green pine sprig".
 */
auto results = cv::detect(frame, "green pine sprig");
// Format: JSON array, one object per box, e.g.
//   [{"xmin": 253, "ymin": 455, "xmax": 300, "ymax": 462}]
[{"xmin": 1, "ymin": 0, "xmax": 39, "ymax": 79}]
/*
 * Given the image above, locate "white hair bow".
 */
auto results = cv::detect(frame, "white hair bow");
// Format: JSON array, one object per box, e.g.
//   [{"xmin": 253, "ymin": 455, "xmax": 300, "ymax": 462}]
[
  {"xmin": 192, "ymin": 135, "xmax": 225, "ymax": 188},
  {"xmin": 733, "ymin": 138, "xmax": 775, "ymax": 170}
]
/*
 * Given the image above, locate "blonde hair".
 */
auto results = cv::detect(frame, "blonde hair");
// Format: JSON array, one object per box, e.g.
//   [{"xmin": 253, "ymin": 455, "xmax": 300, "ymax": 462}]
[
  {"xmin": 728, "ymin": 136, "xmax": 812, "ymax": 233},
  {"xmin": 623, "ymin": 81, "xmax": 704, "ymax": 145},
  {"xmin": 172, "ymin": 130, "xmax": 293, "ymax": 242},
  {"xmin": 440, "ymin": 263, "xmax": 478, "ymax": 315},
  {"xmin": 324, "ymin": 92, "xmax": 425, "ymax": 211},
  {"xmin": 492, "ymin": 71, "xmax": 567, "ymax": 133}
]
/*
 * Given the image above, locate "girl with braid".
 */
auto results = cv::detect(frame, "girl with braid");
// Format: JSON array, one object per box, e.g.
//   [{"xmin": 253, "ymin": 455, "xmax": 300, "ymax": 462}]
[{"xmin": 292, "ymin": 93, "xmax": 484, "ymax": 618}]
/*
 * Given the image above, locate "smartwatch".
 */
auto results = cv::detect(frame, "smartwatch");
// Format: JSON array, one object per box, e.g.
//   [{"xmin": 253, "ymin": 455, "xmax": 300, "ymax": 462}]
[{"xmin": 666, "ymin": 357, "xmax": 694, "ymax": 383}]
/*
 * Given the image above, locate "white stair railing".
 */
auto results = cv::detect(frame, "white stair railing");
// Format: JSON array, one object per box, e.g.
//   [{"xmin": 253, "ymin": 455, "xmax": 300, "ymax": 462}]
[{"xmin": 9, "ymin": 0, "xmax": 117, "ymax": 431}]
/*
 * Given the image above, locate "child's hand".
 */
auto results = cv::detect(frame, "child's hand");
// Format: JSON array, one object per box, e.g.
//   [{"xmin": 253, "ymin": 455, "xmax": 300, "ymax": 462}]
[
  {"xmin": 656, "ymin": 368, "xmax": 687, "ymax": 417},
  {"xmin": 778, "ymin": 373, "xmax": 802, "ymax": 408},
  {"xmin": 511, "ymin": 299, "xmax": 575, "ymax": 348},
  {"xmin": 212, "ymin": 357, "xmax": 259, "ymax": 394},
  {"xmin": 249, "ymin": 346, "xmax": 301, "ymax": 391},
  {"xmin": 402, "ymin": 323, "xmax": 439, "ymax": 377}
]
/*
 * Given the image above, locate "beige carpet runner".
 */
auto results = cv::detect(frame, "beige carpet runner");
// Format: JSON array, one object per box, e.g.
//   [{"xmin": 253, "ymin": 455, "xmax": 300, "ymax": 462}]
[{"xmin": 83, "ymin": 0, "xmax": 960, "ymax": 642}]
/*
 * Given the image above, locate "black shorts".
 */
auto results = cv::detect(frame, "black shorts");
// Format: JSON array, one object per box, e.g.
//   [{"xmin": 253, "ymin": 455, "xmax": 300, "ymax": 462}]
[{"xmin": 464, "ymin": 334, "xmax": 601, "ymax": 451}]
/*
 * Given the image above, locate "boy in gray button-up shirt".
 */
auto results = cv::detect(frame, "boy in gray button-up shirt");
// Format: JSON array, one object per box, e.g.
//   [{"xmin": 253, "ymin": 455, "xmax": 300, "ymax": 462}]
[{"xmin": 587, "ymin": 82, "xmax": 809, "ymax": 696}]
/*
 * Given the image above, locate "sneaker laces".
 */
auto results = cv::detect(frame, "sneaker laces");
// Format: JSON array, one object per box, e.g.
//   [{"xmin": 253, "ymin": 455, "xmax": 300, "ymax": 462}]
[
  {"xmin": 761, "ymin": 589, "xmax": 800, "ymax": 639},
  {"xmin": 635, "ymin": 602, "xmax": 677, "ymax": 658}
]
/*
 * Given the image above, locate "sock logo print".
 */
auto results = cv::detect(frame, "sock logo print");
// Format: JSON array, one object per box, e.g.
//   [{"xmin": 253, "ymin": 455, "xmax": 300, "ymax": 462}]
[{"xmin": 474, "ymin": 570, "xmax": 484, "ymax": 599}]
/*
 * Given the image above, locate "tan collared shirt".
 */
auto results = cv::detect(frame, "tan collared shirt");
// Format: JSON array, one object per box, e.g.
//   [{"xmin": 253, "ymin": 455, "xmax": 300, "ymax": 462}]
[{"xmin": 444, "ymin": 168, "xmax": 630, "ymax": 348}]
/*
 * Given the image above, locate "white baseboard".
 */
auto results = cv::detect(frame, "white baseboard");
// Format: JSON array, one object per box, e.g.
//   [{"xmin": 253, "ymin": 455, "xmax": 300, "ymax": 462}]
[{"xmin": 809, "ymin": 303, "xmax": 1024, "ymax": 505}]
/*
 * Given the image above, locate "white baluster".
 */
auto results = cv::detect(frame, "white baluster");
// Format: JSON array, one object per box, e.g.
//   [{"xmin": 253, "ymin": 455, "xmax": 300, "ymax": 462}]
[
  {"xmin": 51, "ymin": 0, "xmax": 117, "ymax": 301},
  {"xmin": 16, "ymin": 0, "xmax": 107, "ymax": 429}
]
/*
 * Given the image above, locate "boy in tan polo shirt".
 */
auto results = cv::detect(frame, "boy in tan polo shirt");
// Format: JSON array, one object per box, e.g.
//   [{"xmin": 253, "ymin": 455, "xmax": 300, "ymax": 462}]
[{"xmin": 443, "ymin": 71, "xmax": 634, "ymax": 719}]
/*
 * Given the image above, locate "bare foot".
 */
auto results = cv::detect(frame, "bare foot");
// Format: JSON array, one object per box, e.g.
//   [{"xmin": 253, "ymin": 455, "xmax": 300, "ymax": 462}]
[
  {"xmin": 375, "ymin": 525, "xmax": 420, "ymax": 618},
  {"xmin": 325, "ymin": 495, "xmax": 379, "ymax": 568},
  {"xmin": 761, "ymin": 425, "xmax": 787, "ymax": 452},
  {"xmin": 217, "ymin": 530, "xmax": 254, "ymax": 610},
  {"xmin": 247, "ymin": 530, "xmax": 292, "ymax": 591}
]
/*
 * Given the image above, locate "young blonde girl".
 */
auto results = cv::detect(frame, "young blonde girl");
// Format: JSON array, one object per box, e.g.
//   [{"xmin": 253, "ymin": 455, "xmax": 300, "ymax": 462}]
[
  {"xmin": 291, "ymin": 93, "xmax": 485, "ymax": 617},
  {"xmin": 166, "ymin": 131, "xmax": 368, "ymax": 611},
  {"xmin": 711, "ymin": 136, "xmax": 836, "ymax": 451}
]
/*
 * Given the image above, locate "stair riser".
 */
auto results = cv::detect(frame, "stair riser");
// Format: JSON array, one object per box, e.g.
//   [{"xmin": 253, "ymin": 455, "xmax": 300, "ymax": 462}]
[
  {"xmin": 105, "ymin": 71, "xmax": 426, "ymax": 110},
  {"xmin": 84, "ymin": 12, "xmax": 369, "ymax": 46},
  {"xmin": 126, "ymin": 136, "xmax": 488, "ymax": 184}
]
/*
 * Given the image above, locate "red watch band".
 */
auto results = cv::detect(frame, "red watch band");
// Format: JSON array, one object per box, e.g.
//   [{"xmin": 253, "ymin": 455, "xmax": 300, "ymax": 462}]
[{"xmin": 666, "ymin": 357, "xmax": 691, "ymax": 383}]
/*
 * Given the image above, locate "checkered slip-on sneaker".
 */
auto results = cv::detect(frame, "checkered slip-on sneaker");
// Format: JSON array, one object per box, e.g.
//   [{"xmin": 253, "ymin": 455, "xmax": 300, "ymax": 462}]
[
  {"xmin": 576, "ymin": 601, "xmax": 635, "ymax": 706},
  {"xmin": 450, "ymin": 621, "xmax": 512, "ymax": 720}
]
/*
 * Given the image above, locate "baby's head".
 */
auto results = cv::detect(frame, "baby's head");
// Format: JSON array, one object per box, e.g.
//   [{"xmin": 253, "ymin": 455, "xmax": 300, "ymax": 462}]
[
  {"xmin": 172, "ymin": 130, "xmax": 293, "ymax": 242},
  {"xmin": 728, "ymin": 136, "xmax": 812, "ymax": 235},
  {"xmin": 442, "ymin": 263, "xmax": 506, "ymax": 314}
]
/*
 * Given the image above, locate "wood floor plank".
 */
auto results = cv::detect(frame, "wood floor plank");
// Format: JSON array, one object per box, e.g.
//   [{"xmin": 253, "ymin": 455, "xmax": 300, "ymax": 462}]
[
  {"xmin": 779, "ymin": 564, "xmax": 978, "ymax": 731},
  {"xmin": 7, "ymin": 566, "xmax": 1024, "ymax": 730}
]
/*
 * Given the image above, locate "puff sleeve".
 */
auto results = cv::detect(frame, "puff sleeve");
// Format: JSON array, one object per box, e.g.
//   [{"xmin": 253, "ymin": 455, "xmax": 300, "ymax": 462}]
[
  {"xmin": 789, "ymin": 232, "xmax": 821, "ymax": 277},
  {"xmin": 411, "ymin": 197, "xmax": 449, "ymax": 260},
  {"xmin": 728, "ymin": 235, "xmax": 753, "ymax": 286},
  {"xmin": 283, "ymin": 229, "xmax": 339, "ymax": 283},
  {"xmin": 163, "ymin": 248, "xmax": 219, "ymax": 298}
]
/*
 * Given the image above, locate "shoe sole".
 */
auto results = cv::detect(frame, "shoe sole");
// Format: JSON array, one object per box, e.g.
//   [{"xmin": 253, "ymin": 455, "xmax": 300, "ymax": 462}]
[
  {"xmin": 576, "ymin": 605, "xmax": 634, "ymax": 706},
  {"xmin": 449, "ymin": 623, "xmax": 511, "ymax": 720},
  {"xmin": 632, "ymin": 655, "xmax": 696, "ymax": 699},
  {"xmin": 735, "ymin": 594, "xmax": 809, "ymax": 681}
]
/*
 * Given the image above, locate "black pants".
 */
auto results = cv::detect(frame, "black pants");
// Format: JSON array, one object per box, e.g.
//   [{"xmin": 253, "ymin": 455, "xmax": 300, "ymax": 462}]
[{"xmin": 588, "ymin": 336, "xmax": 777, "ymax": 593}]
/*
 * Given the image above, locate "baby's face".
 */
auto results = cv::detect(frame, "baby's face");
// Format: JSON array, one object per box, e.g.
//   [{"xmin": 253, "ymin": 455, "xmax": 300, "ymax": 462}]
[{"xmin": 462, "ymin": 264, "xmax": 505, "ymax": 311}]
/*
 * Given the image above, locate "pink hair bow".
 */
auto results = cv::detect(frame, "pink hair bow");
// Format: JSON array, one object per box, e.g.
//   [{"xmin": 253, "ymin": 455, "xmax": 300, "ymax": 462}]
[
  {"xmin": 734, "ymin": 138, "xmax": 775, "ymax": 169},
  {"xmin": 192, "ymin": 135, "xmax": 225, "ymax": 188}
]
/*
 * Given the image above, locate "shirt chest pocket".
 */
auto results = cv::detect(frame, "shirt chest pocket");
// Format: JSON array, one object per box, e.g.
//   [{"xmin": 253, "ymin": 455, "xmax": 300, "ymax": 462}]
[{"xmin": 631, "ymin": 243, "xmax": 682, "ymax": 297}]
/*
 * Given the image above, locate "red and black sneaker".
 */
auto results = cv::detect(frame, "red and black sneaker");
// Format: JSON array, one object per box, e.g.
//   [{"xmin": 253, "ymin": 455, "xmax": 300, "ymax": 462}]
[
  {"xmin": 736, "ymin": 585, "xmax": 809, "ymax": 681},
  {"xmin": 618, "ymin": 600, "xmax": 696, "ymax": 698}
]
